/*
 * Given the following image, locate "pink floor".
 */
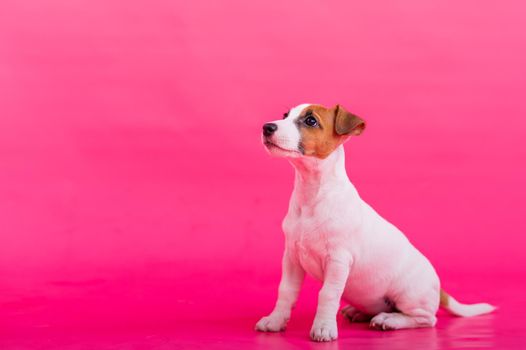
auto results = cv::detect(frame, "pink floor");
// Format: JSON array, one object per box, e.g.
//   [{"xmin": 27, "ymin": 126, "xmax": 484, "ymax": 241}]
[
  {"xmin": 1, "ymin": 272, "xmax": 526, "ymax": 349},
  {"xmin": 1, "ymin": 0, "xmax": 526, "ymax": 349}
]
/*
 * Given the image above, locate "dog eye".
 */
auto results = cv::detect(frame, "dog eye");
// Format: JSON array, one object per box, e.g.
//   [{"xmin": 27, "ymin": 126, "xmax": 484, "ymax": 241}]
[
  {"xmin": 283, "ymin": 112, "xmax": 289, "ymax": 119},
  {"xmin": 304, "ymin": 116, "xmax": 318, "ymax": 127}
]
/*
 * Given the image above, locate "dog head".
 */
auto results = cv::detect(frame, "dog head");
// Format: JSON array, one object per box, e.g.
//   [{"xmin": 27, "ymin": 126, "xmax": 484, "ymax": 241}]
[{"xmin": 262, "ymin": 104, "xmax": 365, "ymax": 159}]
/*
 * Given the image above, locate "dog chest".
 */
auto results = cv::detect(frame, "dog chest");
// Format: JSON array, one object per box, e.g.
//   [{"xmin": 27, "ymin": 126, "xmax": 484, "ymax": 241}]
[{"xmin": 283, "ymin": 214, "xmax": 337, "ymax": 282}]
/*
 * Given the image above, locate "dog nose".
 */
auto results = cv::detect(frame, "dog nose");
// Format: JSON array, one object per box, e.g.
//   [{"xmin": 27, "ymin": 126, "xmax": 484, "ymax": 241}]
[{"xmin": 263, "ymin": 123, "xmax": 278, "ymax": 136}]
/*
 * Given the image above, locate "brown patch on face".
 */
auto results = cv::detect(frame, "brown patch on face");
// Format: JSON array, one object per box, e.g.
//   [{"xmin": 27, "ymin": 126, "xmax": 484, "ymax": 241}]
[{"xmin": 297, "ymin": 104, "xmax": 365, "ymax": 159}]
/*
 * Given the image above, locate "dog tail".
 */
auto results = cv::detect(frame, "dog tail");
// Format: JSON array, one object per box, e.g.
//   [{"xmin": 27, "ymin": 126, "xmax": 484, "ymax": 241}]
[{"xmin": 439, "ymin": 289, "xmax": 496, "ymax": 317}]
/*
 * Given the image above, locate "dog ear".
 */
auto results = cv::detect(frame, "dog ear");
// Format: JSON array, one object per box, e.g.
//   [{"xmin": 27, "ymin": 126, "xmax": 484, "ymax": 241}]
[{"xmin": 334, "ymin": 104, "xmax": 366, "ymax": 136}]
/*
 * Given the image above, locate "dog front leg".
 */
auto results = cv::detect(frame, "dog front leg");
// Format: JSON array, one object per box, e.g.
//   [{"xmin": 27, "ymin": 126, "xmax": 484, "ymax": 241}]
[
  {"xmin": 255, "ymin": 250, "xmax": 305, "ymax": 332},
  {"xmin": 310, "ymin": 253, "xmax": 351, "ymax": 342}
]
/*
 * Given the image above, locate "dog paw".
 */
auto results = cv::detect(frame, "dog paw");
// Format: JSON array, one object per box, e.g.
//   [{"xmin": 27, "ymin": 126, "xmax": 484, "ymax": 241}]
[
  {"xmin": 310, "ymin": 319, "xmax": 338, "ymax": 342},
  {"xmin": 370, "ymin": 312, "xmax": 397, "ymax": 331},
  {"xmin": 341, "ymin": 305, "xmax": 371, "ymax": 323},
  {"xmin": 255, "ymin": 313, "xmax": 289, "ymax": 332}
]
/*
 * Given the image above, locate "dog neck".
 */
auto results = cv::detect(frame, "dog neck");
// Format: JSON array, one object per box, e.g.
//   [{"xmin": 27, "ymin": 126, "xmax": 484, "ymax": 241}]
[{"xmin": 289, "ymin": 145, "xmax": 350, "ymax": 206}]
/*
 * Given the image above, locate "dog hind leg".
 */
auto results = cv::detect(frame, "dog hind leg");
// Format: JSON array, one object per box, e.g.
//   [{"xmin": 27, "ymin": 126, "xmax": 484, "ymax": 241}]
[{"xmin": 341, "ymin": 305, "xmax": 372, "ymax": 323}]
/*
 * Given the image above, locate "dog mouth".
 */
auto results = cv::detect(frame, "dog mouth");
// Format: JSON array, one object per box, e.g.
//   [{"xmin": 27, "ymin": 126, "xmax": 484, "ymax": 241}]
[{"xmin": 263, "ymin": 140, "xmax": 299, "ymax": 154}]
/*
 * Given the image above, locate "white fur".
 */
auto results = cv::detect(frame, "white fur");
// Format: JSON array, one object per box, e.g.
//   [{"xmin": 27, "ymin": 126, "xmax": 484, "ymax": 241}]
[
  {"xmin": 261, "ymin": 104, "xmax": 310, "ymax": 157},
  {"xmin": 443, "ymin": 296, "xmax": 496, "ymax": 317},
  {"xmin": 256, "ymin": 104, "xmax": 493, "ymax": 342}
]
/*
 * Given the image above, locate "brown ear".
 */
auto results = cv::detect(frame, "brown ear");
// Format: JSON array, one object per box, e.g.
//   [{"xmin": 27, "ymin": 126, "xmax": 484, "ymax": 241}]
[{"xmin": 334, "ymin": 104, "xmax": 366, "ymax": 136}]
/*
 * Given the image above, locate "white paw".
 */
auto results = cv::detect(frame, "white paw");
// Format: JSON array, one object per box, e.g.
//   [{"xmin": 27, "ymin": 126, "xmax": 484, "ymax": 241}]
[
  {"xmin": 370, "ymin": 312, "xmax": 397, "ymax": 331},
  {"xmin": 255, "ymin": 313, "xmax": 289, "ymax": 332},
  {"xmin": 310, "ymin": 319, "xmax": 338, "ymax": 342},
  {"xmin": 341, "ymin": 305, "xmax": 371, "ymax": 323}
]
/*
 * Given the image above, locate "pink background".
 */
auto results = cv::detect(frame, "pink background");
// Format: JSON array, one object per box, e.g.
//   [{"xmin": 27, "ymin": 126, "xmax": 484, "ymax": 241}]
[{"xmin": 1, "ymin": 0, "xmax": 525, "ymax": 348}]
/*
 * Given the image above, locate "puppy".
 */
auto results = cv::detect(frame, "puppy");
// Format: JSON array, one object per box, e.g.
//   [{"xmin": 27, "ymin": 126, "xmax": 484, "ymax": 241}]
[{"xmin": 255, "ymin": 103, "xmax": 495, "ymax": 342}]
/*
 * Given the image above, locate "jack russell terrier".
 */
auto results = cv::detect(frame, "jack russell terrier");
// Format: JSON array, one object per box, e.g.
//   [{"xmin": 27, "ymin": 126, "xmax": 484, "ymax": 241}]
[{"xmin": 255, "ymin": 103, "xmax": 495, "ymax": 342}]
